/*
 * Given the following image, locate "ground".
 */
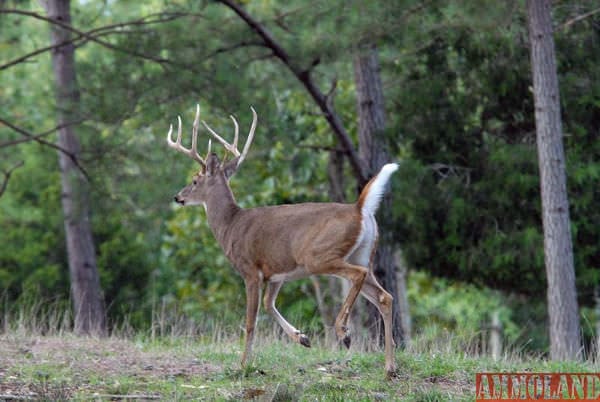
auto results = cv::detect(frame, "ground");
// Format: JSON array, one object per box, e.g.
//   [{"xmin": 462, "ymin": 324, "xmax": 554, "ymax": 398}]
[
  {"xmin": 0, "ymin": 331, "xmax": 596, "ymax": 401},
  {"xmin": 1, "ymin": 336, "xmax": 216, "ymax": 400}
]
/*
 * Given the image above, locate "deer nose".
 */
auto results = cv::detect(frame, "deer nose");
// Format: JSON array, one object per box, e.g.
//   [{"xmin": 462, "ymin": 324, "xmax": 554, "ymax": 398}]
[{"xmin": 173, "ymin": 195, "xmax": 184, "ymax": 205}]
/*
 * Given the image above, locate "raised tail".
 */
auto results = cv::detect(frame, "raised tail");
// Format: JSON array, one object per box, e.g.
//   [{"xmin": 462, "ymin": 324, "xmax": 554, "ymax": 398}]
[{"xmin": 357, "ymin": 163, "xmax": 399, "ymax": 216}]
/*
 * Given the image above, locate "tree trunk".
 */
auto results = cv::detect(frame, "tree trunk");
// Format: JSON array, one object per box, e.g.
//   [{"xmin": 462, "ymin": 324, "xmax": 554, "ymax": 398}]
[
  {"xmin": 595, "ymin": 286, "xmax": 600, "ymax": 362},
  {"xmin": 353, "ymin": 44, "xmax": 405, "ymax": 347},
  {"xmin": 325, "ymin": 150, "xmax": 369, "ymax": 341},
  {"xmin": 44, "ymin": 0, "xmax": 107, "ymax": 336},
  {"xmin": 526, "ymin": 0, "xmax": 580, "ymax": 360},
  {"xmin": 327, "ymin": 149, "xmax": 346, "ymax": 204},
  {"xmin": 395, "ymin": 250, "xmax": 411, "ymax": 346}
]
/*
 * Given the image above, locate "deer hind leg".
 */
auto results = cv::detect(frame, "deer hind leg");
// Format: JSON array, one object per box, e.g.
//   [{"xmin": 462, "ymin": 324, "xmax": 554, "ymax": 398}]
[
  {"xmin": 314, "ymin": 261, "xmax": 368, "ymax": 348},
  {"xmin": 263, "ymin": 281, "xmax": 311, "ymax": 347},
  {"xmin": 360, "ymin": 272, "xmax": 397, "ymax": 378},
  {"xmin": 241, "ymin": 276, "xmax": 261, "ymax": 367}
]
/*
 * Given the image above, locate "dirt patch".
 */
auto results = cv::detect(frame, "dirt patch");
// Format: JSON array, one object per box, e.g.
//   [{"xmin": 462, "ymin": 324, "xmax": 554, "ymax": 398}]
[
  {"xmin": 1, "ymin": 335, "xmax": 219, "ymax": 378},
  {"xmin": 0, "ymin": 335, "xmax": 220, "ymax": 399}
]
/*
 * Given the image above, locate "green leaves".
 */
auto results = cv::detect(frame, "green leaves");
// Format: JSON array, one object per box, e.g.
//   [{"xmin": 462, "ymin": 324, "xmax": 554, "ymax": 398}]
[{"xmin": 389, "ymin": 1, "xmax": 598, "ymax": 306}]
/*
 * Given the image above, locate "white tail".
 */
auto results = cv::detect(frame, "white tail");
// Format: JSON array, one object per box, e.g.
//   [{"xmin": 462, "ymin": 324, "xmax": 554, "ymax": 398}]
[{"xmin": 359, "ymin": 163, "xmax": 399, "ymax": 216}]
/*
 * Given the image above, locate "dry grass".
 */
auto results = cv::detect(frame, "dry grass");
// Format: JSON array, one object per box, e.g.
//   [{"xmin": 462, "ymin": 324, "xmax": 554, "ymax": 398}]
[
  {"xmin": 0, "ymin": 334, "xmax": 219, "ymax": 400},
  {"xmin": 0, "ymin": 308, "xmax": 597, "ymax": 401},
  {"xmin": 0, "ymin": 328, "xmax": 479, "ymax": 401}
]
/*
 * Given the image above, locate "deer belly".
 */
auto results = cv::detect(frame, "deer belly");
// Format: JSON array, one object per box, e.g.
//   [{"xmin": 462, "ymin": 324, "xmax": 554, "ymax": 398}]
[
  {"xmin": 345, "ymin": 213, "xmax": 378, "ymax": 268},
  {"xmin": 269, "ymin": 266, "xmax": 310, "ymax": 282}
]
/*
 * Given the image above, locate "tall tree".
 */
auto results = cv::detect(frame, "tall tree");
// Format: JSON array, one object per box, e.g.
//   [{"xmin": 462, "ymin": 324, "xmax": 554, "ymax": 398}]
[
  {"xmin": 526, "ymin": 0, "xmax": 581, "ymax": 360},
  {"xmin": 353, "ymin": 44, "xmax": 405, "ymax": 346},
  {"xmin": 43, "ymin": 0, "xmax": 106, "ymax": 336}
]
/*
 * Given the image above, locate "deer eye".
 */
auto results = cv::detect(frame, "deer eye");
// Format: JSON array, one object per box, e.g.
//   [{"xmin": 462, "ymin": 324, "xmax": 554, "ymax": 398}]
[{"xmin": 192, "ymin": 179, "xmax": 198, "ymax": 185}]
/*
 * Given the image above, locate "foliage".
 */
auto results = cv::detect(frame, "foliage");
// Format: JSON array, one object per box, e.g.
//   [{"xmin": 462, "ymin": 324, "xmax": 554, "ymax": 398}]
[
  {"xmin": 408, "ymin": 271, "xmax": 520, "ymax": 348},
  {"xmin": 388, "ymin": 1, "xmax": 599, "ymax": 304},
  {"xmin": 0, "ymin": 0, "xmax": 598, "ymax": 352},
  {"xmin": 0, "ymin": 144, "xmax": 67, "ymax": 303}
]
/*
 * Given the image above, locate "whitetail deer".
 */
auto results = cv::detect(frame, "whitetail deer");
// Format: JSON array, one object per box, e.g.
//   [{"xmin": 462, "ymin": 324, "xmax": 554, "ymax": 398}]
[{"xmin": 167, "ymin": 105, "xmax": 398, "ymax": 377}]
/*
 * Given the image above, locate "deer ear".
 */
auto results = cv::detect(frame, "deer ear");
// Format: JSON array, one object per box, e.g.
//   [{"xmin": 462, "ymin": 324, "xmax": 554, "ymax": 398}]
[
  {"xmin": 206, "ymin": 153, "xmax": 220, "ymax": 176},
  {"xmin": 222, "ymin": 156, "xmax": 240, "ymax": 179}
]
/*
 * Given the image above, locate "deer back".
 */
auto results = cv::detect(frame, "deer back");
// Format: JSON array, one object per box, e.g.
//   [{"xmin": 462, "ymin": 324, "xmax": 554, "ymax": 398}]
[{"xmin": 217, "ymin": 202, "xmax": 363, "ymax": 280}]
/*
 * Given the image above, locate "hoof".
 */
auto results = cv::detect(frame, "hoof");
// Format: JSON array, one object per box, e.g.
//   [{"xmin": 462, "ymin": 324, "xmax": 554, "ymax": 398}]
[
  {"xmin": 299, "ymin": 334, "xmax": 311, "ymax": 348},
  {"xmin": 343, "ymin": 335, "xmax": 351, "ymax": 349},
  {"xmin": 336, "ymin": 326, "xmax": 351, "ymax": 349}
]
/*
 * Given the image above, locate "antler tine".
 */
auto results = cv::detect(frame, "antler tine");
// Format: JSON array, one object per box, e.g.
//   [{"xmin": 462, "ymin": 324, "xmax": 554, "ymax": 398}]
[
  {"xmin": 166, "ymin": 106, "xmax": 207, "ymax": 166},
  {"xmin": 185, "ymin": 106, "xmax": 257, "ymax": 168},
  {"xmin": 229, "ymin": 115, "xmax": 239, "ymax": 151},
  {"xmin": 165, "ymin": 116, "xmax": 182, "ymax": 149},
  {"xmin": 191, "ymin": 104, "xmax": 200, "ymax": 158},
  {"xmin": 237, "ymin": 106, "xmax": 258, "ymax": 167},
  {"xmin": 201, "ymin": 119, "xmax": 241, "ymax": 157},
  {"xmin": 167, "ymin": 124, "xmax": 174, "ymax": 145},
  {"xmin": 177, "ymin": 115, "xmax": 183, "ymax": 144}
]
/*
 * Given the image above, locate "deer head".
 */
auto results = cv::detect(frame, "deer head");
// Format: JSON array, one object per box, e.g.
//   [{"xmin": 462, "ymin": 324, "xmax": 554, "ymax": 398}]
[{"xmin": 167, "ymin": 105, "xmax": 257, "ymax": 206}]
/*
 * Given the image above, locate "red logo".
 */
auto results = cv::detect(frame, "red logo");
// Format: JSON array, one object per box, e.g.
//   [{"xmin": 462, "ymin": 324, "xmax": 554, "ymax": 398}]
[{"xmin": 475, "ymin": 373, "xmax": 600, "ymax": 401}]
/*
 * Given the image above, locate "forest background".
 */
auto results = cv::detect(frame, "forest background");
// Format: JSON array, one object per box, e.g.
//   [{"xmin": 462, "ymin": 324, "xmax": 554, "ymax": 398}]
[{"xmin": 1, "ymin": 0, "xmax": 599, "ymax": 360}]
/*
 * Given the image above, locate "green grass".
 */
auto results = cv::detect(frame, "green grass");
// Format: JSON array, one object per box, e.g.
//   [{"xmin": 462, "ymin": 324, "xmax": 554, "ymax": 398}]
[{"xmin": 1, "ymin": 328, "xmax": 597, "ymax": 401}]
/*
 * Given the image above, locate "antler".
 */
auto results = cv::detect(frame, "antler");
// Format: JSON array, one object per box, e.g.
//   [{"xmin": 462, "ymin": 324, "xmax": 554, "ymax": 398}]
[
  {"xmin": 167, "ymin": 105, "xmax": 211, "ymax": 167},
  {"xmin": 202, "ymin": 106, "xmax": 257, "ymax": 168}
]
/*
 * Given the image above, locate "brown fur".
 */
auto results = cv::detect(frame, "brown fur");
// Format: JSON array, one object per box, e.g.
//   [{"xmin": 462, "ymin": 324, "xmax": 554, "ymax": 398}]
[{"xmin": 357, "ymin": 175, "xmax": 375, "ymax": 211}]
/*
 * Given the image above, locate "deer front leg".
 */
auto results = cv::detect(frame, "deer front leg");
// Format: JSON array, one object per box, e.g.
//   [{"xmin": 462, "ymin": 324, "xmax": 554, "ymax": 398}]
[
  {"xmin": 263, "ymin": 281, "xmax": 311, "ymax": 347},
  {"xmin": 240, "ymin": 276, "xmax": 261, "ymax": 367}
]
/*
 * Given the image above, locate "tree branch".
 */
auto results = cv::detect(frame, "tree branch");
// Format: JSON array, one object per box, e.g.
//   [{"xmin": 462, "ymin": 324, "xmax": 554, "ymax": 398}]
[
  {"xmin": 0, "ymin": 12, "xmax": 191, "ymax": 71},
  {"xmin": 0, "ymin": 9, "xmax": 195, "ymax": 71},
  {"xmin": 0, "ymin": 160, "xmax": 24, "ymax": 198},
  {"xmin": 206, "ymin": 40, "xmax": 266, "ymax": 59},
  {"xmin": 0, "ymin": 117, "xmax": 89, "ymax": 180},
  {"xmin": 0, "ymin": 118, "xmax": 84, "ymax": 148},
  {"xmin": 558, "ymin": 6, "xmax": 600, "ymax": 30},
  {"xmin": 428, "ymin": 163, "xmax": 472, "ymax": 186},
  {"xmin": 1, "ymin": 40, "xmax": 64, "ymax": 71},
  {"xmin": 399, "ymin": 0, "xmax": 434, "ymax": 21},
  {"xmin": 325, "ymin": 74, "xmax": 338, "ymax": 108},
  {"xmin": 217, "ymin": 0, "xmax": 368, "ymax": 184},
  {"xmin": 297, "ymin": 144, "xmax": 341, "ymax": 152}
]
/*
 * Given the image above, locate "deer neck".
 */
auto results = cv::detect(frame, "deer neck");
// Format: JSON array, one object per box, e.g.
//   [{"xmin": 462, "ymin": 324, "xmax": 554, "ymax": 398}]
[{"xmin": 204, "ymin": 177, "xmax": 240, "ymax": 246}]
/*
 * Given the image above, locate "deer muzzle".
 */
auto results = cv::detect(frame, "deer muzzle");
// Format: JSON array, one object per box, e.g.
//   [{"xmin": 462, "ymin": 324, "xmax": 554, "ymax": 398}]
[{"xmin": 173, "ymin": 195, "xmax": 185, "ymax": 205}]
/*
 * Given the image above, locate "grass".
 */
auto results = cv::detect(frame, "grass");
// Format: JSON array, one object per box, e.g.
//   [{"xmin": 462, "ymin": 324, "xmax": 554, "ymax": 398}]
[{"xmin": 1, "ymin": 322, "xmax": 598, "ymax": 402}]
